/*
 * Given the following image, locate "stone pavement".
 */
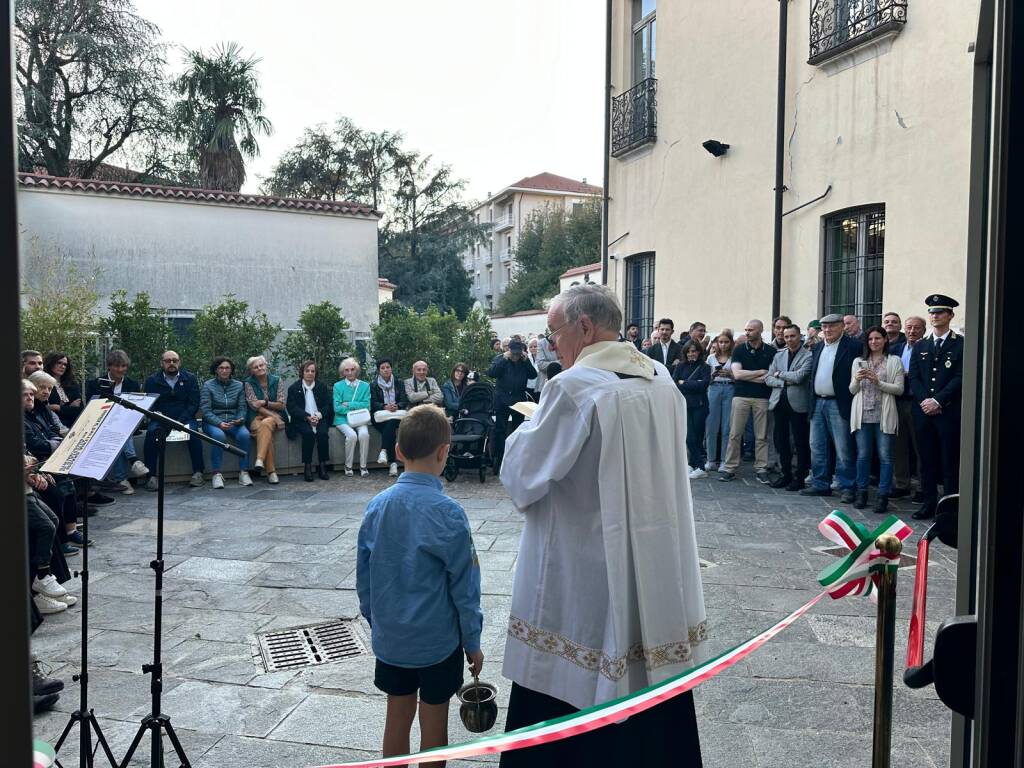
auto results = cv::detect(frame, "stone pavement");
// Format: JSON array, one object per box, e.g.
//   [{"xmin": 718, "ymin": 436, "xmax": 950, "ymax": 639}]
[{"xmin": 33, "ymin": 466, "xmax": 957, "ymax": 767}]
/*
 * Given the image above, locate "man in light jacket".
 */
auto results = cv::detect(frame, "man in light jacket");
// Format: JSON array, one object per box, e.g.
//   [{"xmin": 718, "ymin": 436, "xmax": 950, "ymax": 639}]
[
  {"xmin": 764, "ymin": 323, "xmax": 813, "ymax": 491},
  {"xmin": 404, "ymin": 360, "xmax": 444, "ymax": 407},
  {"xmin": 532, "ymin": 335, "xmax": 559, "ymax": 393}
]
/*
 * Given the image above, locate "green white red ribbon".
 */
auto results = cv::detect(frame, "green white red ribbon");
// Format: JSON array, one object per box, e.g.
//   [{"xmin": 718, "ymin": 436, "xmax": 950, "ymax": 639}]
[
  {"xmin": 33, "ymin": 740, "xmax": 55, "ymax": 768},
  {"xmin": 816, "ymin": 510, "xmax": 912, "ymax": 600},
  {"xmin": 312, "ymin": 511, "xmax": 909, "ymax": 768}
]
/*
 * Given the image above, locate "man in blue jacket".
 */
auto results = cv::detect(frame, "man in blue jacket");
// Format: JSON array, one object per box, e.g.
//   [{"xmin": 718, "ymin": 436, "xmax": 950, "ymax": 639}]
[
  {"xmin": 142, "ymin": 350, "xmax": 205, "ymax": 489},
  {"xmin": 801, "ymin": 314, "xmax": 860, "ymax": 502}
]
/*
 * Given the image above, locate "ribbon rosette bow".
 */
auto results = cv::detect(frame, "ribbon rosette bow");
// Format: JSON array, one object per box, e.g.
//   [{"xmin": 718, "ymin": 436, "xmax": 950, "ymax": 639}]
[{"xmin": 817, "ymin": 510, "xmax": 912, "ymax": 600}]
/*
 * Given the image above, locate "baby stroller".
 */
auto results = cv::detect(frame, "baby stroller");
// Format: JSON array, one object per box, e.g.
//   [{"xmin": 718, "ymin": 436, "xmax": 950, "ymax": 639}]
[{"xmin": 445, "ymin": 380, "xmax": 494, "ymax": 483}]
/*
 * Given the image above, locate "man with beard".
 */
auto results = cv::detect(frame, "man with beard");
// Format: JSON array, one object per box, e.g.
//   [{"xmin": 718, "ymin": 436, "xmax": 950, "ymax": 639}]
[{"xmin": 142, "ymin": 350, "xmax": 206, "ymax": 488}]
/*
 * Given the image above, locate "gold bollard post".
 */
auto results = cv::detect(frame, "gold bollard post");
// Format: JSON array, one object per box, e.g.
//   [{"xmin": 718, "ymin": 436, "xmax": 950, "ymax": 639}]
[{"xmin": 872, "ymin": 533, "xmax": 902, "ymax": 768}]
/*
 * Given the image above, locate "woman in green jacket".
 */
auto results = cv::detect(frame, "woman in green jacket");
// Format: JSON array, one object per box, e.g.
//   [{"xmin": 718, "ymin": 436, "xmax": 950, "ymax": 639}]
[
  {"xmin": 333, "ymin": 357, "xmax": 372, "ymax": 476},
  {"xmin": 200, "ymin": 357, "xmax": 252, "ymax": 489},
  {"xmin": 244, "ymin": 355, "xmax": 287, "ymax": 484}
]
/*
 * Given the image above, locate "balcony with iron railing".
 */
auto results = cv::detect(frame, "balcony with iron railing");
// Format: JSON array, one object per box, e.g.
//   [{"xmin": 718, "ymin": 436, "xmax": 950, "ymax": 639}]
[
  {"xmin": 808, "ymin": 0, "xmax": 907, "ymax": 65},
  {"xmin": 499, "ymin": 249, "xmax": 512, "ymax": 264},
  {"xmin": 611, "ymin": 78, "xmax": 657, "ymax": 158},
  {"xmin": 492, "ymin": 212, "xmax": 515, "ymax": 231}
]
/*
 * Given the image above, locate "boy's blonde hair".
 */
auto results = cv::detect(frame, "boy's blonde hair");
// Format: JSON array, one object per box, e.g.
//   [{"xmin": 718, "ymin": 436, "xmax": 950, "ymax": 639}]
[{"xmin": 397, "ymin": 405, "xmax": 451, "ymax": 460}]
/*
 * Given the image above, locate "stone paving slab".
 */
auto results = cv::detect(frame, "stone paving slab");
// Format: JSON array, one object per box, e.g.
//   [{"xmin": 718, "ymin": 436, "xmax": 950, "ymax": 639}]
[{"xmin": 33, "ymin": 468, "xmax": 955, "ymax": 767}]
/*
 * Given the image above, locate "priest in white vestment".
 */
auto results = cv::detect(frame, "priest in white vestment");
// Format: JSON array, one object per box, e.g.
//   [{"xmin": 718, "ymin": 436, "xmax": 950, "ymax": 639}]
[{"xmin": 498, "ymin": 284, "xmax": 707, "ymax": 767}]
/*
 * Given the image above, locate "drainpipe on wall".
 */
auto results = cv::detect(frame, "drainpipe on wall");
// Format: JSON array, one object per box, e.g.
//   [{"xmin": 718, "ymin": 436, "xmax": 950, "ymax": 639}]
[
  {"xmin": 601, "ymin": 0, "xmax": 613, "ymax": 287},
  {"xmin": 771, "ymin": 0, "xmax": 790, "ymax": 320}
]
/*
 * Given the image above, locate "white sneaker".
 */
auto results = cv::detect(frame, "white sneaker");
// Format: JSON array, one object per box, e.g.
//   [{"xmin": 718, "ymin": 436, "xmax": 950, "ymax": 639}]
[
  {"xmin": 129, "ymin": 461, "xmax": 149, "ymax": 478},
  {"xmin": 267, "ymin": 472, "xmax": 279, "ymax": 484},
  {"xmin": 345, "ymin": 467, "xmax": 354, "ymax": 477},
  {"xmin": 32, "ymin": 574, "xmax": 67, "ymax": 599},
  {"xmin": 56, "ymin": 592, "xmax": 78, "ymax": 606},
  {"xmin": 360, "ymin": 468, "xmax": 370, "ymax": 478},
  {"xmin": 389, "ymin": 462, "xmax": 398, "ymax": 477},
  {"xmin": 118, "ymin": 479, "xmax": 135, "ymax": 495},
  {"xmin": 254, "ymin": 458, "xmax": 264, "ymax": 471},
  {"xmin": 212, "ymin": 473, "xmax": 225, "ymax": 489},
  {"xmin": 688, "ymin": 468, "xmax": 707, "ymax": 480},
  {"xmin": 706, "ymin": 462, "xmax": 719, "ymax": 473},
  {"xmin": 377, "ymin": 449, "xmax": 387, "ymax": 464},
  {"xmin": 190, "ymin": 472, "xmax": 205, "ymax": 488},
  {"xmin": 146, "ymin": 476, "xmax": 159, "ymax": 491},
  {"xmin": 239, "ymin": 471, "xmax": 253, "ymax": 487},
  {"xmin": 33, "ymin": 593, "xmax": 67, "ymax": 615}
]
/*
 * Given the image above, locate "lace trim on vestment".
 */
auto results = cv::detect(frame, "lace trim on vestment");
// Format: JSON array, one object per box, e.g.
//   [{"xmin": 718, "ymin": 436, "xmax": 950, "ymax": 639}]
[{"xmin": 507, "ymin": 615, "xmax": 709, "ymax": 682}]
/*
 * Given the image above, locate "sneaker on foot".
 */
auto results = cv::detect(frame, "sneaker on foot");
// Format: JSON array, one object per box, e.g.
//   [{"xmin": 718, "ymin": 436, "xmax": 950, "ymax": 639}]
[
  {"xmin": 61, "ymin": 542, "xmax": 78, "ymax": 556},
  {"xmin": 66, "ymin": 530, "xmax": 92, "ymax": 548},
  {"xmin": 56, "ymin": 592, "xmax": 77, "ymax": 607},
  {"xmin": 129, "ymin": 460, "xmax": 149, "ymax": 478},
  {"xmin": 34, "ymin": 692, "xmax": 61, "ymax": 714},
  {"xmin": 118, "ymin": 479, "xmax": 135, "ymax": 495},
  {"xmin": 360, "ymin": 468, "xmax": 370, "ymax": 478},
  {"xmin": 377, "ymin": 449, "xmax": 387, "ymax": 464},
  {"xmin": 212, "ymin": 473, "xmax": 225, "ymax": 490},
  {"xmin": 32, "ymin": 665, "xmax": 64, "ymax": 696},
  {"xmin": 190, "ymin": 471, "xmax": 205, "ymax": 488},
  {"xmin": 267, "ymin": 472, "xmax": 279, "ymax": 484},
  {"xmin": 389, "ymin": 462, "xmax": 398, "ymax": 477},
  {"xmin": 33, "ymin": 593, "xmax": 67, "ymax": 615},
  {"xmin": 688, "ymin": 468, "xmax": 707, "ymax": 480},
  {"xmin": 239, "ymin": 470, "xmax": 253, "ymax": 487},
  {"xmin": 146, "ymin": 476, "xmax": 159, "ymax": 491},
  {"xmin": 755, "ymin": 470, "xmax": 772, "ymax": 484},
  {"xmin": 344, "ymin": 467, "xmax": 354, "ymax": 477},
  {"xmin": 706, "ymin": 462, "xmax": 719, "ymax": 473},
  {"xmin": 254, "ymin": 458, "xmax": 264, "ymax": 471},
  {"xmin": 32, "ymin": 574, "xmax": 67, "ymax": 599},
  {"xmin": 718, "ymin": 471, "xmax": 736, "ymax": 482}
]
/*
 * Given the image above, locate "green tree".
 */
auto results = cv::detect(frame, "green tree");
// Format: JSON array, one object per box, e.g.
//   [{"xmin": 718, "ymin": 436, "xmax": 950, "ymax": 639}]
[
  {"xmin": 498, "ymin": 200, "xmax": 602, "ymax": 314},
  {"xmin": 368, "ymin": 302, "xmax": 437, "ymax": 379},
  {"xmin": 99, "ymin": 290, "xmax": 178, "ymax": 380},
  {"xmin": 20, "ymin": 242, "xmax": 101, "ymax": 379},
  {"xmin": 183, "ymin": 295, "xmax": 280, "ymax": 377},
  {"xmin": 451, "ymin": 307, "xmax": 496, "ymax": 376},
  {"xmin": 276, "ymin": 300, "xmax": 352, "ymax": 377},
  {"xmin": 172, "ymin": 42, "xmax": 272, "ymax": 192},
  {"xmin": 14, "ymin": 0, "xmax": 171, "ymax": 177}
]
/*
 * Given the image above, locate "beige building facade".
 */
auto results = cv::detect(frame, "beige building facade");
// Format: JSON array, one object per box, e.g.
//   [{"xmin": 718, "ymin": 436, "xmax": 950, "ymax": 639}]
[
  {"xmin": 606, "ymin": 0, "xmax": 976, "ymax": 337},
  {"xmin": 463, "ymin": 172, "xmax": 601, "ymax": 310}
]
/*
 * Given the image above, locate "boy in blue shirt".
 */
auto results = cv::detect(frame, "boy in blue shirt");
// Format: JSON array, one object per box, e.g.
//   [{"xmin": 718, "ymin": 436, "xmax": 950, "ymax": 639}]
[{"xmin": 357, "ymin": 405, "xmax": 484, "ymax": 766}]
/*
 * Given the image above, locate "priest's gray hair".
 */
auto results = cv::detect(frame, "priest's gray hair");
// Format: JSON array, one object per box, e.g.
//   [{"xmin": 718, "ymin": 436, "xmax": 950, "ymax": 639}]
[{"xmin": 552, "ymin": 284, "xmax": 623, "ymax": 332}]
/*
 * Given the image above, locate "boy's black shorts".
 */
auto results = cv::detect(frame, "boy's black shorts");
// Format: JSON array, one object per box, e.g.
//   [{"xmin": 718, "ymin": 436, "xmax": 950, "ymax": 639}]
[{"xmin": 374, "ymin": 646, "xmax": 465, "ymax": 705}]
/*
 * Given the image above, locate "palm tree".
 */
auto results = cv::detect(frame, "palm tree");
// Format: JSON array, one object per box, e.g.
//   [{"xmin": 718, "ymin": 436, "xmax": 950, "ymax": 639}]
[{"xmin": 172, "ymin": 42, "xmax": 272, "ymax": 191}]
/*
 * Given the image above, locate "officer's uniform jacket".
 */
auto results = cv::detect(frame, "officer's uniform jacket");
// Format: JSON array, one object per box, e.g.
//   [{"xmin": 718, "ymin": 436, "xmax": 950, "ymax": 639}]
[{"xmin": 908, "ymin": 331, "xmax": 964, "ymax": 411}]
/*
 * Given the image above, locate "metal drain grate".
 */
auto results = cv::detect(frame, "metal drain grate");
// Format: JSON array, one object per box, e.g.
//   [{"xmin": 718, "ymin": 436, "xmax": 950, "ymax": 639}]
[
  {"xmin": 815, "ymin": 545, "xmax": 918, "ymax": 568},
  {"xmin": 255, "ymin": 620, "xmax": 370, "ymax": 672}
]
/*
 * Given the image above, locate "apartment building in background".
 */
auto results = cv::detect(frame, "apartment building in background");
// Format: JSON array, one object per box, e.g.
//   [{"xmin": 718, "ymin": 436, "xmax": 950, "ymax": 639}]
[
  {"xmin": 605, "ymin": 0, "xmax": 976, "ymax": 336},
  {"xmin": 464, "ymin": 172, "xmax": 601, "ymax": 310}
]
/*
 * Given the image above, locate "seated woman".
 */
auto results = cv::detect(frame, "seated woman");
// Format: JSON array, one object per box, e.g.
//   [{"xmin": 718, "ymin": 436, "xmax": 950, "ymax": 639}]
[
  {"xmin": 200, "ymin": 357, "xmax": 252, "ymax": 489},
  {"xmin": 23, "ymin": 378, "xmax": 92, "ymax": 552},
  {"xmin": 244, "ymin": 355, "xmax": 287, "ymax": 485},
  {"xmin": 44, "ymin": 352, "xmax": 84, "ymax": 428},
  {"xmin": 85, "ymin": 349, "xmax": 149, "ymax": 495},
  {"xmin": 369, "ymin": 358, "xmax": 408, "ymax": 478},
  {"xmin": 25, "ymin": 455, "xmax": 75, "ymax": 615},
  {"xmin": 287, "ymin": 361, "xmax": 333, "ymax": 481},
  {"xmin": 333, "ymin": 357, "xmax": 372, "ymax": 477},
  {"xmin": 442, "ymin": 362, "xmax": 469, "ymax": 420}
]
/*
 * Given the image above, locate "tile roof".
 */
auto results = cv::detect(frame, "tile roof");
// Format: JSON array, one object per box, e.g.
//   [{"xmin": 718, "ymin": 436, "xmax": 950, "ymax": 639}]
[
  {"xmin": 560, "ymin": 262, "xmax": 603, "ymax": 279},
  {"xmin": 504, "ymin": 172, "xmax": 602, "ymax": 196},
  {"xmin": 17, "ymin": 173, "xmax": 380, "ymax": 219},
  {"xmin": 378, "ymin": 278, "xmax": 397, "ymax": 290}
]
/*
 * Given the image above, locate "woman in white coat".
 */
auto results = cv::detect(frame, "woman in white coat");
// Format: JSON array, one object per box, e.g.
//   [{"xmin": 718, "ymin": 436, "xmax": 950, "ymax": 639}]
[{"xmin": 849, "ymin": 326, "xmax": 905, "ymax": 515}]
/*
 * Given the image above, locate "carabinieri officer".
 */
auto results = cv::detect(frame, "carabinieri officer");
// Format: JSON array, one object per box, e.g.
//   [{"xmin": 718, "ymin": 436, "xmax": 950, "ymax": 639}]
[{"xmin": 907, "ymin": 294, "xmax": 963, "ymax": 519}]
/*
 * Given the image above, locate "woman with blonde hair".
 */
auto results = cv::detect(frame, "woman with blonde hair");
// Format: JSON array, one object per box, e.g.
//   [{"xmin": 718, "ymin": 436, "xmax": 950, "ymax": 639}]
[
  {"xmin": 333, "ymin": 357, "xmax": 372, "ymax": 476},
  {"xmin": 244, "ymin": 355, "xmax": 287, "ymax": 484}
]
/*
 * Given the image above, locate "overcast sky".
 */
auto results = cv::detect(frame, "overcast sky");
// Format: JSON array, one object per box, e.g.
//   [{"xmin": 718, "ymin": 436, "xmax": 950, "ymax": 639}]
[{"xmin": 136, "ymin": 0, "xmax": 605, "ymax": 201}]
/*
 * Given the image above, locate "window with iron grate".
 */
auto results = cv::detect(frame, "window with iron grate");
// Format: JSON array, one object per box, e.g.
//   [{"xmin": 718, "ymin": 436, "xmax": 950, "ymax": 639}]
[{"xmin": 822, "ymin": 205, "xmax": 885, "ymax": 328}]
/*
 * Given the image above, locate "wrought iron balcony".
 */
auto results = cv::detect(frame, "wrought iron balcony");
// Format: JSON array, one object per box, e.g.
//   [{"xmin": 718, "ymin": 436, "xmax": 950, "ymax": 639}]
[
  {"xmin": 611, "ymin": 78, "xmax": 657, "ymax": 158},
  {"xmin": 809, "ymin": 0, "xmax": 907, "ymax": 65},
  {"xmin": 492, "ymin": 213, "xmax": 514, "ymax": 231}
]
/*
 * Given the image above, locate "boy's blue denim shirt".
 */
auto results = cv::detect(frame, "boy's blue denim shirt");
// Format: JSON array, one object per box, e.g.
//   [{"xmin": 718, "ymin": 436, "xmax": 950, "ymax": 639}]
[{"xmin": 357, "ymin": 472, "xmax": 483, "ymax": 668}]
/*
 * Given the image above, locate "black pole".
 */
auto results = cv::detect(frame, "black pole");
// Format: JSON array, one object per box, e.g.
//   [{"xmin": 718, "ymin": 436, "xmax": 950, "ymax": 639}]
[
  {"xmin": 601, "ymin": 0, "xmax": 612, "ymax": 290},
  {"xmin": 53, "ymin": 477, "xmax": 118, "ymax": 768},
  {"xmin": 2, "ymin": 0, "xmax": 35, "ymax": 763},
  {"xmin": 771, "ymin": 0, "xmax": 789, "ymax": 320}
]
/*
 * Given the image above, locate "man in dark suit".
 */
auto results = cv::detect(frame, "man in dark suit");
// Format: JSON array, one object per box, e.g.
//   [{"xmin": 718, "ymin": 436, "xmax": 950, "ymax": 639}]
[
  {"xmin": 488, "ymin": 340, "xmax": 537, "ymax": 474},
  {"xmin": 646, "ymin": 318, "xmax": 681, "ymax": 368},
  {"xmin": 143, "ymin": 350, "xmax": 206, "ymax": 489},
  {"xmin": 908, "ymin": 295, "xmax": 963, "ymax": 519},
  {"xmin": 888, "ymin": 315, "xmax": 926, "ymax": 498},
  {"xmin": 882, "ymin": 312, "xmax": 908, "ymax": 347},
  {"xmin": 802, "ymin": 313, "xmax": 860, "ymax": 502}
]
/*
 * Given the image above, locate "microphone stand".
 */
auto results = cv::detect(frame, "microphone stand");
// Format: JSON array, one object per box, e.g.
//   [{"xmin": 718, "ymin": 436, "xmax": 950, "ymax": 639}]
[{"xmin": 89, "ymin": 388, "xmax": 244, "ymax": 768}]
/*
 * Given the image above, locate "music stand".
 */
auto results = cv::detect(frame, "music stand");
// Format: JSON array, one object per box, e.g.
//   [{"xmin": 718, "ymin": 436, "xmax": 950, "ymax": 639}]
[{"xmin": 83, "ymin": 386, "xmax": 244, "ymax": 768}]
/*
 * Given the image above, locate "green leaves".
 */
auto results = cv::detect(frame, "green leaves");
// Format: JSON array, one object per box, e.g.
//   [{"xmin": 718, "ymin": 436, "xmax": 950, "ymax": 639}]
[
  {"xmin": 275, "ymin": 300, "xmax": 352, "ymax": 378},
  {"xmin": 182, "ymin": 295, "xmax": 280, "ymax": 377},
  {"xmin": 99, "ymin": 290, "xmax": 179, "ymax": 381}
]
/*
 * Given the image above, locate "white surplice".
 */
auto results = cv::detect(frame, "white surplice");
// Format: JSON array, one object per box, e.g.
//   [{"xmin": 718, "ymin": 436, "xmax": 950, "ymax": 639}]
[{"xmin": 500, "ymin": 341, "xmax": 708, "ymax": 710}]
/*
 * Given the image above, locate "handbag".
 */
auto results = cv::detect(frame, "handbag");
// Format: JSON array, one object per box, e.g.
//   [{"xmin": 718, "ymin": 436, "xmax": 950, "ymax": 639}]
[
  {"xmin": 347, "ymin": 408, "xmax": 371, "ymax": 428},
  {"xmin": 374, "ymin": 409, "xmax": 407, "ymax": 423}
]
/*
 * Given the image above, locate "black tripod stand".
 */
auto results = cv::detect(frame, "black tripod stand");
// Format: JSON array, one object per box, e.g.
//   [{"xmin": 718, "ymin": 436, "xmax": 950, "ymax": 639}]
[
  {"xmin": 81, "ymin": 388, "xmax": 243, "ymax": 768},
  {"xmin": 53, "ymin": 477, "xmax": 119, "ymax": 768}
]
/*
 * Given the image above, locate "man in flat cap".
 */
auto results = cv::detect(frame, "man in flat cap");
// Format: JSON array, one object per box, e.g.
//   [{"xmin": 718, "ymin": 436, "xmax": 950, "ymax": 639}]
[
  {"xmin": 488, "ymin": 339, "xmax": 537, "ymax": 474},
  {"xmin": 907, "ymin": 295, "xmax": 963, "ymax": 519}
]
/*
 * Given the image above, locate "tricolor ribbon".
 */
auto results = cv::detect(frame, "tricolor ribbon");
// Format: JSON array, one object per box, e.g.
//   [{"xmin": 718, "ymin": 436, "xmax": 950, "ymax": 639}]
[
  {"xmin": 311, "ymin": 511, "xmax": 911, "ymax": 768},
  {"xmin": 33, "ymin": 740, "xmax": 55, "ymax": 768},
  {"xmin": 817, "ymin": 510, "xmax": 912, "ymax": 600}
]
